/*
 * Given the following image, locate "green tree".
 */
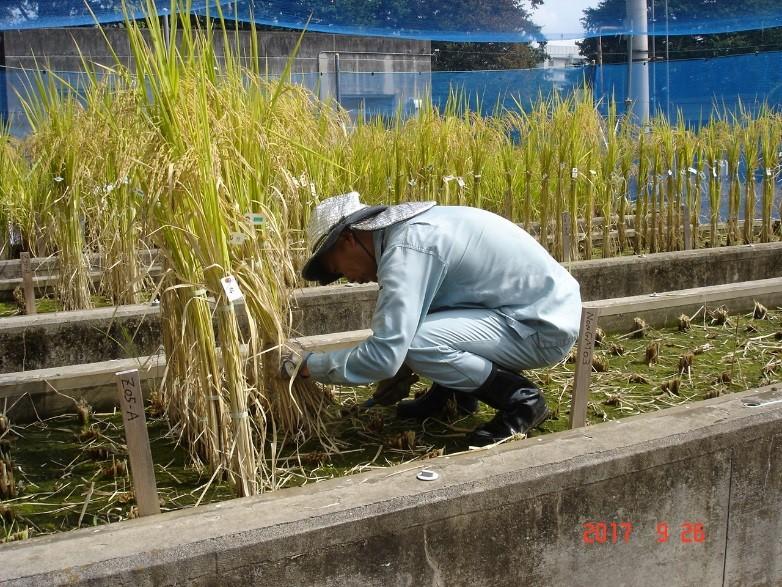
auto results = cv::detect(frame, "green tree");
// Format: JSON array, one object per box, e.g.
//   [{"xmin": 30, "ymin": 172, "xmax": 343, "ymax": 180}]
[
  {"xmin": 228, "ymin": 0, "xmax": 550, "ymax": 71},
  {"xmin": 1, "ymin": 1, "xmax": 129, "ymax": 25},
  {"xmin": 432, "ymin": 41, "xmax": 546, "ymax": 71},
  {"xmin": 578, "ymin": 0, "xmax": 782, "ymax": 64},
  {"xmin": 2, "ymin": 0, "xmax": 550, "ymax": 70}
]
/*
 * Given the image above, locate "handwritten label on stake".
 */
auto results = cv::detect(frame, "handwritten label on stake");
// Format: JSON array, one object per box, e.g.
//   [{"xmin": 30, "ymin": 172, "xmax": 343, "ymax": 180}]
[
  {"xmin": 221, "ymin": 274, "xmax": 244, "ymax": 303},
  {"xmin": 19, "ymin": 252, "xmax": 36, "ymax": 315},
  {"xmin": 570, "ymin": 305, "xmax": 601, "ymax": 429},
  {"xmin": 115, "ymin": 369, "xmax": 160, "ymax": 516}
]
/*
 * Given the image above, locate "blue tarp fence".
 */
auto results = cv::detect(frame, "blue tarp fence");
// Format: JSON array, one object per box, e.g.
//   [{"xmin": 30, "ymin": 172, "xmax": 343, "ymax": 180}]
[
  {"xmin": 2, "ymin": 1, "xmax": 782, "ymax": 41},
  {"xmin": 3, "ymin": 49, "xmax": 782, "ymax": 135}
]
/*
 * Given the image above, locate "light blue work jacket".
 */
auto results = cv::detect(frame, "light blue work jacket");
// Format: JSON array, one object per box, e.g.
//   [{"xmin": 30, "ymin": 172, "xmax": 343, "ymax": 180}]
[{"xmin": 306, "ymin": 206, "xmax": 582, "ymax": 384}]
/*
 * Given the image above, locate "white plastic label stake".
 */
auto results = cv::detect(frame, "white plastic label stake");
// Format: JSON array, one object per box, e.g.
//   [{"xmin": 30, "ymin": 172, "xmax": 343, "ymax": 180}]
[
  {"xmin": 571, "ymin": 167, "xmax": 579, "ymax": 179},
  {"xmin": 244, "ymin": 213, "xmax": 265, "ymax": 226},
  {"xmin": 220, "ymin": 275, "xmax": 244, "ymax": 303},
  {"xmin": 766, "ymin": 168, "xmax": 773, "ymax": 177},
  {"xmin": 456, "ymin": 177, "xmax": 466, "ymax": 188},
  {"xmin": 229, "ymin": 232, "xmax": 248, "ymax": 246}
]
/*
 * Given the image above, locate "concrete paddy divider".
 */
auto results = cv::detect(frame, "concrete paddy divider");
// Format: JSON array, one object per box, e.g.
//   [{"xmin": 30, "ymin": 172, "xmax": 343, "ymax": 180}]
[
  {"xmin": 0, "ymin": 330, "xmax": 372, "ymax": 421},
  {"xmin": 0, "ymin": 283, "xmax": 378, "ymax": 374},
  {"xmin": 4, "ymin": 277, "xmax": 782, "ymax": 423},
  {"xmin": 2, "ymin": 242, "xmax": 782, "ymax": 374},
  {"xmin": 0, "ymin": 250, "xmax": 162, "ymax": 299},
  {"xmin": 1, "ymin": 385, "xmax": 780, "ymax": 586}
]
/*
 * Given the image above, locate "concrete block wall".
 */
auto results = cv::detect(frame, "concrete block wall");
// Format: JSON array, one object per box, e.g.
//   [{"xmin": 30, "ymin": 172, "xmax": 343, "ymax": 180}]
[
  {"xmin": 0, "ymin": 28, "xmax": 431, "ymax": 134},
  {"xmin": 1, "ymin": 385, "xmax": 780, "ymax": 586},
  {"xmin": 2, "ymin": 242, "xmax": 781, "ymax": 374}
]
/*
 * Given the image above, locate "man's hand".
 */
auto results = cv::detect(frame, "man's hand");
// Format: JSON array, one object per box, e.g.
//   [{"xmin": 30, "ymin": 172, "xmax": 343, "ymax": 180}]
[
  {"xmin": 372, "ymin": 364, "xmax": 419, "ymax": 406},
  {"xmin": 279, "ymin": 341, "xmax": 311, "ymax": 380}
]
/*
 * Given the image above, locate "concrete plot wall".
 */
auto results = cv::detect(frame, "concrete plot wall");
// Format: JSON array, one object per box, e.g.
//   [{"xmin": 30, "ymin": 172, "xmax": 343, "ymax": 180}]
[
  {"xmin": 0, "ymin": 282, "xmax": 379, "ymax": 373},
  {"xmin": 1, "ymin": 242, "xmax": 782, "ymax": 374},
  {"xmin": 571, "ymin": 241, "xmax": 782, "ymax": 302},
  {"xmin": 1, "ymin": 385, "xmax": 780, "ymax": 586}
]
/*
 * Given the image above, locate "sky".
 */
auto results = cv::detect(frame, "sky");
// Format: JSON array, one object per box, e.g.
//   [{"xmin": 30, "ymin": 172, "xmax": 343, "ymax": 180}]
[{"xmin": 534, "ymin": 0, "xmax": 599, "ymax": 41}]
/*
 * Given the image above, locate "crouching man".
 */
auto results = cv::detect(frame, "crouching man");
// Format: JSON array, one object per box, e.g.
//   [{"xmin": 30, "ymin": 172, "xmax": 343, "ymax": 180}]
[{"xmin": 283, "ymin": 192, "xmax": 581, "ymax": 446}]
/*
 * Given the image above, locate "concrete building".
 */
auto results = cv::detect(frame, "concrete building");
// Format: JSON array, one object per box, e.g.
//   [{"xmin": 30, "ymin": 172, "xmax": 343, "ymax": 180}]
[
  {"xmin": 0, "ymin": 28, "xmax": 431, "ymax": 135},
  {"xmin": 541, "ymin": 41, "xmax": 585, "ymax": 88}
]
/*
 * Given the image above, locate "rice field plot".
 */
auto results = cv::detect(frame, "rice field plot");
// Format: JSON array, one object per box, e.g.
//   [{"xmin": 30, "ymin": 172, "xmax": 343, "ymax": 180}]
[
  {"xmin": 0, "ymin": 407, "xmax": 234, "ymax": 544},
  {"xmin": 538, "ymin": 304, "xmax": 782, "ymax": 431},
  {"xmin": 1, "ymin": 305, "xmax": 780, "ymax": 543}
]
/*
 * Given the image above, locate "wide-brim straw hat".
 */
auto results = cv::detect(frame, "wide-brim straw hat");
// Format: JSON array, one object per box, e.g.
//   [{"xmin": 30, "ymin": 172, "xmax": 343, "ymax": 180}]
[{"xmin": 302, "ymin": 191, "xmax": 436, "ymax": 285}]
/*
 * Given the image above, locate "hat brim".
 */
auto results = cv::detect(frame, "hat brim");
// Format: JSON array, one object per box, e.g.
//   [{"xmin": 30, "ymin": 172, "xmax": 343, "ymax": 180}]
[{"xmin": 301, "ymin": 205, "xmax": 387, "ymax": 285}]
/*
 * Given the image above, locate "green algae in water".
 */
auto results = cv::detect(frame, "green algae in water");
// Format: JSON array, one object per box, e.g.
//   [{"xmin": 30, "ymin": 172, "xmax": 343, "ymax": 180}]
[
  {"xmin": 0, "ymin": 295, "xmax": 115, "ymax": 317},
  {"xmin": 2, "ymin": 307, "xmax": 781, "ymax": 543},
  {"xmin": 1, "ymin": 411, "xmax": 234, "ymax": 542}
]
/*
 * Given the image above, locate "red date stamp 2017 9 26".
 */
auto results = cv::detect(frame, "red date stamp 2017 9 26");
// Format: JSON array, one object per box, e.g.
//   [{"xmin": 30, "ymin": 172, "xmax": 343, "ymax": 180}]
[{"xmin": 582, "ymin": 521, "xmax": 707, "ymax": 544}]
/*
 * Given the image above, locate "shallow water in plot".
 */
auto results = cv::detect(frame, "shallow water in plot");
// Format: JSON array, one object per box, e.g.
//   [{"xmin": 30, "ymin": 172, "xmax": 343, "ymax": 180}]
[{"xmin": 1, "ymin": 306, "xmax": 780, "ymax": 543}]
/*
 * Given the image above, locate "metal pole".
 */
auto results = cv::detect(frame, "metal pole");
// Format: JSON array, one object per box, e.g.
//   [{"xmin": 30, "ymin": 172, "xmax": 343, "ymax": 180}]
[
  {"xmin": 665, "ymin": 0, "xmax": 670, "ymax": 119},
  {"xmin": 597, "ymin": 34, "xmax": 604, "ymax": 98},
  {"xmin": 650, "ymin": 0, "xmax": 656, "ymax": 115},
  {"xmin": 334, "ymin": 53, "xmax": 341, "ymax": 104},
  {"xmin": 625, "ymin": 0, "xmax": 650, "ymax": 124},
  {"xmin": 163, "ymin": 13, "xmax": 170, "ymax": 49},
  {"xmin": 0, "ymin": 31, "xmax": 7, "ymax": 128}
]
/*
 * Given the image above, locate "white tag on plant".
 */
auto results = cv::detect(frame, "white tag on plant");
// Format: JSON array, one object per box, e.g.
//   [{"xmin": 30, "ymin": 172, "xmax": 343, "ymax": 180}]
[
  {"xmin": 245, "ymin": 212, "xmax": 265, "ymax": 226},
  {"xmin": 220, "ymin": 275, "xmax": 244, "ymax": 303},
  {"xmin": 229, "ymin": 232, "xmax": 248, "ymax": 246},
  {"xmin": 456, "ymin": 177, "xmax": 466, "ymax": 188},
  {"xmin": 571, "ymin": 167, "xmax": 579, "ymax": 179}
]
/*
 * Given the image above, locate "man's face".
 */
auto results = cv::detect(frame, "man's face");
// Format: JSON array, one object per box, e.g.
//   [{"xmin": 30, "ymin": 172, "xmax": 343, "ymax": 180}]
[{"xmin": 321, "ymin": 231, "xmax": 376, "ymax": 284}]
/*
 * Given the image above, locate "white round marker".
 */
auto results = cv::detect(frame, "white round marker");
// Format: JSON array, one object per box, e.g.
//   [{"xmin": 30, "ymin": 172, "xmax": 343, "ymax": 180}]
[{"xmin": 416, "ymin": 469, "xmax": 439, "ymax": 482}]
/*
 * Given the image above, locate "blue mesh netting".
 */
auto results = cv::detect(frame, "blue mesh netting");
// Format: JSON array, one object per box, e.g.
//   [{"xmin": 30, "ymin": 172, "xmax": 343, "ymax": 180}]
[
  {"xmin": 595, "ymin": 49, "xmax": 782, "ymax": 124},
  {"xmin": 0, "ymin": 1, "xmax": 209, "ymax": 30},
  {"xmin": 4, "ymin": 50, "xmax": 782, "ymax": 135},
  {"xmin": 1, "ymin": 1, "xmax": 782, "ymax": 41}
]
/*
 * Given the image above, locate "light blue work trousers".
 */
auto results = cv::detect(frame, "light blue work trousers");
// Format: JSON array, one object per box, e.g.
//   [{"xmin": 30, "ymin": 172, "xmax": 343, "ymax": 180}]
[{"xmin": 404, "ymin": 309, "xmax": 577, "ymax": 392}]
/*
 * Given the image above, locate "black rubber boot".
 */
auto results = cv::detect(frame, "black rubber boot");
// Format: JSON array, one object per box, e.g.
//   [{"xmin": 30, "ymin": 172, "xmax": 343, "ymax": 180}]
[
  {"xmin": 397, "ymin": 384, "xmax": 479, "ymax": 420},
  {"xmin": 468, "ymin": 366, "xmax": 549, "ymax": 446}
]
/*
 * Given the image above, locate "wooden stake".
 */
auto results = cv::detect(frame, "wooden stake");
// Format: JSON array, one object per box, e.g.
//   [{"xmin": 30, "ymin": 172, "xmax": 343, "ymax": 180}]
[
  {"xmin": 20, "ymin": 252, "xmax": 36, "ymax": 315},
  {"xmin": 570, "ymin": 305, "xmax": 601, "ymax": 429},
  {"xmin": 0, "ymin": 224, "xmax": 8, "ymax": 261},
  {"xmin": 682, "ymin": 205, "xmax": 692, "ymax": 251},
  {"xmin": 115, "ymin": 369, "xmax": 160, "ymax": 516}
]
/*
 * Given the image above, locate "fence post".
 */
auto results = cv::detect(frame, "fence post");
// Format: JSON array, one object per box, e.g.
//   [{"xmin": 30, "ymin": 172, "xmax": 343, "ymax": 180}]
[
  {"xmin": 569, "ymin": 305, "xmax": 601, "ymax": 429},
  {"xmin": 682, "ymin": 205, "xmax": 692, "ymax": 250},
  {"xmin": 20, "ymin": 252, "xmax": 36, "ymax": 315},
  {"xmin": 115, "ymin": 369, "xmax": 161, "ymax": 516}
]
